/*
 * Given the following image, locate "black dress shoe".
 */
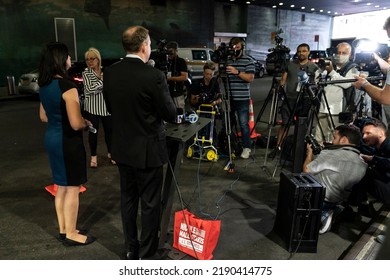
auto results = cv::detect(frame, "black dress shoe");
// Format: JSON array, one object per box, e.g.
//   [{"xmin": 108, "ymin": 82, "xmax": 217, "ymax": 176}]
[
  {"xmin": 125, "ymin": 250, "xmax": 139, "ymax": 260},
  {"xmin": 358, "ymin": 202, "xmax": 377, "ymax": 218},
  {"xmin": 63, "ymin": 235, "xmax": 96, "ymax": 247}
]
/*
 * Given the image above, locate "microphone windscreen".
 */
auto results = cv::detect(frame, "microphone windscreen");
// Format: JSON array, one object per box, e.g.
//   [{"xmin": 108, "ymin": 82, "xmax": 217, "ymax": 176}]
[{"xmin": 147, "ymin": 59, "xmax": 155, "ymax": 67}]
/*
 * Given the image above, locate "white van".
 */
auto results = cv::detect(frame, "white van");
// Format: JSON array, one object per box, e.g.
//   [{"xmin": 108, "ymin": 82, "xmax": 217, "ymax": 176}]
[{"xmin": 178, "ymin": 48, "xmax": 215, "ymax": 79}]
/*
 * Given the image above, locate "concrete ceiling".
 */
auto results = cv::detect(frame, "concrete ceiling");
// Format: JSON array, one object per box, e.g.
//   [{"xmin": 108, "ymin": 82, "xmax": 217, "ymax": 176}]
[{"xmin": 217, "ymin": 0, "xmax": 390, "ymax": 16}]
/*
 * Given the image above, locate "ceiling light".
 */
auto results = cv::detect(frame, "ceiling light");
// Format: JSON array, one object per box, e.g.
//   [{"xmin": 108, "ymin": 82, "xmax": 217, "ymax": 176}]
[
  {"xmin": 272, "ymin": 5, "xmax": 277, "ymax": 8},
  {"xmin": 301, "ymin": 6, "xmax": 305, "ymax": 10},
  {"xmin": 319, "ymin": 10, "xmax": 323, "ymax": 12},
  {"xmin": 290, "ymin": 5, "xmax": 295, "ymax": 8},
  {"xmin": 279, "ymin": 2, "xmax": 283, "ymax": 6},
  {"xmin": 366, "ymin": 2, "xmax": 372, "ymax": 5},
  {"xmin": 311, "ymin": 8, "xmax": 315, "ymax": 11}
]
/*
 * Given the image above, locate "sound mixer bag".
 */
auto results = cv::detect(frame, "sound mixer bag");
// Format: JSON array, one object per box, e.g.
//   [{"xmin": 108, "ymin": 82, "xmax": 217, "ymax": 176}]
[{"xmin": 173, "ymin": 209, "xmax": 221, "ymax": 260}]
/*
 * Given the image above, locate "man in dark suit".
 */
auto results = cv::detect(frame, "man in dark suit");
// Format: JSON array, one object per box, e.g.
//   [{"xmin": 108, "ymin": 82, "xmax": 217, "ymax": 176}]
[{"xmin": 103, "ymin": 25, "xmax": 177, "ymax": 260}]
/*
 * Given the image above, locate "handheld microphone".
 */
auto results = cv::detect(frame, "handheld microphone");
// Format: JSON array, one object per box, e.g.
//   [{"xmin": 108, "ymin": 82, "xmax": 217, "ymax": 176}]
[{"xmin": 147, "ymin": 59, "xmax": 155, "ymax": 67}]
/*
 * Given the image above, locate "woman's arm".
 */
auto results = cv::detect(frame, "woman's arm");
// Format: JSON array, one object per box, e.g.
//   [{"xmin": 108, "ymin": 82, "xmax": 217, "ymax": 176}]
[
  {"xmin": 63, "ymin": 88, "xmax": 88, "ymax": 131},
  {"xmin": 39, "ymin": 103, "xmax": 48, "ymax": 123}
]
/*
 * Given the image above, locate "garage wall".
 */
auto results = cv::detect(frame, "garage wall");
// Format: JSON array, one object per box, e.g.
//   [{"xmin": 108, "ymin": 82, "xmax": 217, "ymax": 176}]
[
  {"xmin": 0, "ymin": 0, "xmax": 332, "ymax": 86},
  {"xmin": 0, "ymin": 0, "xmax": 214, "ymax": 86}
]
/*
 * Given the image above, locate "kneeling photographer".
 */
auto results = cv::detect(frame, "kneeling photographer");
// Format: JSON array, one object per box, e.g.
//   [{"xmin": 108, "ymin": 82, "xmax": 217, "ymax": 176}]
[{"xmin": 303, "ymin": 124, "xmax": 367, "ymax": 234}]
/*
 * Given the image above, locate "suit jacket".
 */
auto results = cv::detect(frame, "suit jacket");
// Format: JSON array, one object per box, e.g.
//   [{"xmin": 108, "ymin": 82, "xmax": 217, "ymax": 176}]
[{"xmin": 103, "ymin": 56, "xmax": 176, "ymax": 169}]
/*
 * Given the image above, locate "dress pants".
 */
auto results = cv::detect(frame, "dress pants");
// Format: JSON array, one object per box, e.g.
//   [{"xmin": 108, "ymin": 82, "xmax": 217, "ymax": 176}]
[{"xmin": 118, "ymin": 164, "xmax": 163, "ymax": 259}]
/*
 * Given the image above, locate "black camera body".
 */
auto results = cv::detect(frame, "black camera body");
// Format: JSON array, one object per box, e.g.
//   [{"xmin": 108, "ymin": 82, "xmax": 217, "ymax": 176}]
[
  {"xmin": 151, "ymin": 39, "xmax": 171, "ymax": 74},
  {"xmin": 305, "ymin": 134, "xmax": 322, "ymax": 155},
  {"xmin": 211, "ymin": 42, "xmax": 236, "ymax": 74},
  {"xmin": 266, "ymin": 33, "xmax": 291, "ymax": 75},
  {"xmin": 317, "ymin": 58, "xmax": 332, "ymax": 70}
]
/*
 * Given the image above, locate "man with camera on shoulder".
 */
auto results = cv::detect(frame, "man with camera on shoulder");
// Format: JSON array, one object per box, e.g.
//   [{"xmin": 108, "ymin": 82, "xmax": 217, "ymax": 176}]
[
  {"xmin": 303, "ymin": 124, "xmax": 367, "ymax": 234},
  {"xmin": 225, "ymin": 37, "xmax": 255, "ymax": 159},
  {"xmin": 315, "ymin": 42, "xmax": 359, "ymax": 143}
]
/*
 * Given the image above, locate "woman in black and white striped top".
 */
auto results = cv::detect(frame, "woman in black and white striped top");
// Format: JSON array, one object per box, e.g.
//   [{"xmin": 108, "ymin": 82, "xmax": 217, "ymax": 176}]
[{"xmin": 83, "ymin": 47, "xmax": 115, "ymax": 168}]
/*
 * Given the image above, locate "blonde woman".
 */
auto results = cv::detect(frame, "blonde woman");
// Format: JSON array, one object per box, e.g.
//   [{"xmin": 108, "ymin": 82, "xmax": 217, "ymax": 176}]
[{"xmin": 83, "ymin": 47, "xmax": 115, "ymax": 167}]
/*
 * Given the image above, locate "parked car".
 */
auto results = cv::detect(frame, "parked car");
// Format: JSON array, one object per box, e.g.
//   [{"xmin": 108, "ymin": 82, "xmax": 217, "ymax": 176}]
[
  {"xmin": 17, "ymin": 58, "xmax": 121, "ymax": 99},
  {"xmin": 18, "ymin": 69, "xmax": 39, "ymax": 95},
  {"xmin": 247, "ymin": 54, "xmax": 265, "ymax": 78},
  {"xmin": 151, "ymin": 47, "xmax": 216, "ymax": 80},
  {"xmin": 292, "ymin": 50, "xmax": 329, "ymax": 63}
]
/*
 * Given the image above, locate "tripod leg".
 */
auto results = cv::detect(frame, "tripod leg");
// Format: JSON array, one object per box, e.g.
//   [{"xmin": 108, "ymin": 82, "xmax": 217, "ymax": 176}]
[{"xmin": 263, "ymin": 86, "xmax": 280, "ymax": 166}]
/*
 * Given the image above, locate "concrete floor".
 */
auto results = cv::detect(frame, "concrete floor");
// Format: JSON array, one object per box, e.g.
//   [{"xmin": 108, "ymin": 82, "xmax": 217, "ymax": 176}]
[{"xmin": 0, "ymin": 78, "xmax": 387, "ymax": 260}]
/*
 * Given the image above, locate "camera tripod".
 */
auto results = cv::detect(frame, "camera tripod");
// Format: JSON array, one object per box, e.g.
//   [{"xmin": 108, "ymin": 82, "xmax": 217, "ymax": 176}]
[
  {"xmin": 250, "ymin": 73, "xmax": 291, "ymax": 176},
  {"xmin": 218, "ymin": 71, "xmax": 236, "ymax": 173}
]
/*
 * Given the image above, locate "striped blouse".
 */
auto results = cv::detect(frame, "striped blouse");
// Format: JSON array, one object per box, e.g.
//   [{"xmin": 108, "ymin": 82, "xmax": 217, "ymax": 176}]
[{"xmin": 82, "ymin": 67, "xmax": 110, "ymax": 116}]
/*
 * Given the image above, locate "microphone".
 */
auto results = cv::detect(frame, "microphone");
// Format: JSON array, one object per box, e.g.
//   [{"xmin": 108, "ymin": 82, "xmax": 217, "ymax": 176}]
[
  {"xmin": 296, "ymin": 70, "xmax": 309, "ymax": 92},
  {"xmin": 147, "ymin": 59, "xmax": 155, "ymax": 67}
]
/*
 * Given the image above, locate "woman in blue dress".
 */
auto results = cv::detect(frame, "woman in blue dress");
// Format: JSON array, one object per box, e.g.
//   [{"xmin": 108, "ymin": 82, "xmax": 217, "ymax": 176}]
[{"xmin": 38, "ymin": 42, "xmax": 95, "ymax": 246}]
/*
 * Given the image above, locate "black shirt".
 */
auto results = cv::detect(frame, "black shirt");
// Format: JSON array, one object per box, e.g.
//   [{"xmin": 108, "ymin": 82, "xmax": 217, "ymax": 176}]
[{"xmin": 168, "ymin": 55, "xmax": 188, "ymax": 97}]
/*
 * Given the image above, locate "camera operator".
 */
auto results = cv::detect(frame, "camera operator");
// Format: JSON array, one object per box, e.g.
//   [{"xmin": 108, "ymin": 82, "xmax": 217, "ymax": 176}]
[
  {"xmin": 269, "ymin": 43, "xmax": 319, "ymax": 159},
  {"xmin": 226, "ymin": 37, "xmax": 255, "ymax": 159},
  {"xmin": 189, "ymin": 62, "xmax": 221, "ymax": 110},
  {"xmin": 303, "ymin": 124, "xmax": 367, "ymax": 234},
  {"xmin": 166, "ymin": 41, "xmax": 188, "ymax": 112},
  {"xmin": 315, "ymin": 42, "xmax": 359, "ymax": 143},
  {"xmin": 352, "ymin": 16, "xmax": 390, "ymax": 105}
]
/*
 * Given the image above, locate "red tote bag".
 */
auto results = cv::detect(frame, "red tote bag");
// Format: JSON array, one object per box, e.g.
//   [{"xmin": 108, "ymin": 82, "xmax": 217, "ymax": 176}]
[{"xmin": 172, "ymin": 209, "xmax": 221, "ymax": 260}]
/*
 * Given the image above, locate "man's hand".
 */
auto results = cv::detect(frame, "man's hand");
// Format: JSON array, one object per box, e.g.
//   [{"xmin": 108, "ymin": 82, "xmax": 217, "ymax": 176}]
[
  {"xmin": 226, "ymin": 66, "xmax": 239, "ymax": 75},
  {"xmin": 361, "ymin": 154, "xmax": 373, "ymax": 162}
]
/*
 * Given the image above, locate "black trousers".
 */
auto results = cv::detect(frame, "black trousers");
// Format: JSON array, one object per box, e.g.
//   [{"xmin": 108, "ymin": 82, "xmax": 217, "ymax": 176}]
[
  {"xmin": 118, "ymin": 164, "xmax": 163, "ymax": 259},
  {"xmin": 349, "ymin": 168, "xmax": 390, "ymax": 205},
  {"xmin": 84, "ymin": 111, "xmax": 112, "ymax": 156}
]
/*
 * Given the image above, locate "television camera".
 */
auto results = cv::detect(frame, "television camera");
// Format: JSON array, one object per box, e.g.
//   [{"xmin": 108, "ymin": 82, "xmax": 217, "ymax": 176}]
[
  {"xmin": 150, "ymin": 39, "xmax": 171, "ymax": 73},
  {"xmin": 265, "ymin": 29, "xmax": 291, "ymax": 75},
  {"xmin": 352, "ymin": 38, "xmax": 389, "ymax": 78},
  {"xmin": 211, "ymin": 42, "xmax": 237, "ymax": 74}
]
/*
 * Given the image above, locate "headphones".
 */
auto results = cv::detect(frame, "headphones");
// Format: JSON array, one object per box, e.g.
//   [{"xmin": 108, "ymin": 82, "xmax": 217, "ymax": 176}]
[{"xmin": 229, "ymin": 37, "xmax": 245, "ymax": 50}]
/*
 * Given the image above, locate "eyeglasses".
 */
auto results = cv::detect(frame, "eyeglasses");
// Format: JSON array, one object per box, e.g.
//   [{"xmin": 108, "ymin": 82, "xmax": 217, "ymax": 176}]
[{"xmin": 86, "ymin": 57, "xmax": 97, "ymax": 62}]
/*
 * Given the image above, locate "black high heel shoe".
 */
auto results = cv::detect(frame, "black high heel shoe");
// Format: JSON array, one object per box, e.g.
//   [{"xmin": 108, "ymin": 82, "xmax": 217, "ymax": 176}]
[{"xmin": 63, "ymin": 235, "xmax": 96, "ymax": 247}]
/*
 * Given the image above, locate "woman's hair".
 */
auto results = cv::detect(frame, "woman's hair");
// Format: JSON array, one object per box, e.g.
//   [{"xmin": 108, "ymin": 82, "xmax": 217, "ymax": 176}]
[
  {"xmin": 38, "ymin": 42, "xmax": 69, "ymax": 87},
  {"xmin": 85, "ymin": 47, "xmax": 102, "ymax": 69}
]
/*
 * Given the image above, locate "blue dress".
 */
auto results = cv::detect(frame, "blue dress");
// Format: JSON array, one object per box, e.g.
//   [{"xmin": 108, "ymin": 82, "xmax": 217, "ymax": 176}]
[{"xmin": 39, "ymin": 78, "xmax": 87, "ymax": 186}]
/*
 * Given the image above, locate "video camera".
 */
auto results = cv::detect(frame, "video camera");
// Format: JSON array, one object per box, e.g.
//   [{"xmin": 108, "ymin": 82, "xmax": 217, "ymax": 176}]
[
  {"xmin": 265, "ymin": 29, "xmax": 291, "ymax": 75},
  {"xmin": 352, "ymin": 39, "xmax": 389, "ymax": 78},
  {"xmin": 211, "ymin": 42, "xmax": 236, "ymax": 74},
  {"xmin": 151, "ymin": 39, "xmax": 171, "ymax": 73}
]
